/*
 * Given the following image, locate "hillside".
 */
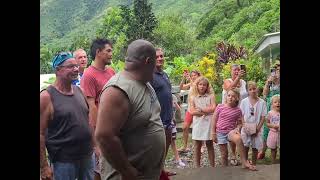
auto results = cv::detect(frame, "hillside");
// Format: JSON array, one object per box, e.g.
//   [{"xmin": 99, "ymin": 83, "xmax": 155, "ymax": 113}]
[
  {"xmin": 40, "ymin": 0, "xmax": 216, "ymax": 46},
  {"xmin": 40, "ymin": 0, "xmax": 280, "ymax": 74}
]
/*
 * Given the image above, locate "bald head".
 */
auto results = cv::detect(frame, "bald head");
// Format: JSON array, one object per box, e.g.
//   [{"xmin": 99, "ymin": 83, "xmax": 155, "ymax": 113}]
[{"xmin": 125, "ymin": 39, "xmax": 156, "ymax": 63}]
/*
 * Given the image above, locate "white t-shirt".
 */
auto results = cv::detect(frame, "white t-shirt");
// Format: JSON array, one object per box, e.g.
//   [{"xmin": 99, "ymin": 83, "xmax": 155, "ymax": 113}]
[{"xmin": 239, "ymin": 97, "xmax": 267, "ymax": 124}]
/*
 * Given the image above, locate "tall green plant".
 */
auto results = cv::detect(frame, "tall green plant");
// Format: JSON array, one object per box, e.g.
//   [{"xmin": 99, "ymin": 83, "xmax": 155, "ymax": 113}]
[{"xmin": 40, "ymin": 45, "xmax": 54, "ymax": 74}]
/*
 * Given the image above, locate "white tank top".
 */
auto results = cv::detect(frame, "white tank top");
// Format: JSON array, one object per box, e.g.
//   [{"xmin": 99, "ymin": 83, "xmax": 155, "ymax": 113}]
[{"xmin": 221, "ymin": 78, "xmax": 248, "ymax": 104}]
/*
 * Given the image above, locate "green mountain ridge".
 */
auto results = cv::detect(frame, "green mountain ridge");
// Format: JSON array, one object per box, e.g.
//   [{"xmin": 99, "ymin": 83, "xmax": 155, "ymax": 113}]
[
  {"xmin": 40, "ymin": 0, "xmax": 279, "ymax": 75},
  {"xmin": 40, "ymin": 0, "xmax": 215, "ymax": 46}
]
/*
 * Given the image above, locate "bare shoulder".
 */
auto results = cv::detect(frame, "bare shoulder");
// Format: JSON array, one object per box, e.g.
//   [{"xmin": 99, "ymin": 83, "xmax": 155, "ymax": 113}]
[
  {"xmin": 40, "ymin": 90, "xmax": 51, "ymax": 106},
  {"xmin": 223, "ymin": 78, "xmax": 232, "ymax": 84},
  {"xmin": 223, "ymin": 79, "xmax": 232, "ymax": 89},
  {"xmin": 40, "ymin": 90, "xmax": 53, "ymax": 116}
]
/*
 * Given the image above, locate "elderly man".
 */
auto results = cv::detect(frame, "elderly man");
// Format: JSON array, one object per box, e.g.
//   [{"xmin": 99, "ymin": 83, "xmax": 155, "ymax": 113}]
[
  {"xmin": 40, "ymin": 52, "xmax": 94, "ymax": 180},
  {"xmin": 72, "ymin": 49, "xmax": 88, "ymax": 86},
  {"xmin": 95, "ymin": 39, "xmax": 166, "ymax": 180}
]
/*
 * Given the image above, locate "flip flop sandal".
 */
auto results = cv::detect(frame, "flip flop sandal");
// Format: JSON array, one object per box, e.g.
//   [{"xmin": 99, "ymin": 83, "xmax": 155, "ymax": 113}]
[
  {"xmin": 166, "ymin": 171, "xmax": 177, "ymax": 176},
  {"xmin": 230, "ymin": 159, "xmax": 238, "ymax": 166}
]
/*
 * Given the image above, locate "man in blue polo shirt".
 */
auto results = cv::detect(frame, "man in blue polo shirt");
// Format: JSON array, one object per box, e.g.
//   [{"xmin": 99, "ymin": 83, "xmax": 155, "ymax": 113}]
[
  {"xmin": 72, "ymin": 49, "xmax": 88, "ymax": 86},
  {"xmin": 151, "ymin": 48, "xmax": 176, "ymax": 176}
]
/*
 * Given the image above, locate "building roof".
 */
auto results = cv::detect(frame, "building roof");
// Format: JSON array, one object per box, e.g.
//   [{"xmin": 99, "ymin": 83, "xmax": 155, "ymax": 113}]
[{"xmin": 253, "ymin": 32, "xmax": 280, "ymax": 57}]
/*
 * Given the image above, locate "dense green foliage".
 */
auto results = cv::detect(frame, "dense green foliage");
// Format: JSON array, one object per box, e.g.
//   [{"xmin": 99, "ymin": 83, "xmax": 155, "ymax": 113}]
[{"xmin": 40, "ymin": 0, "xmax": 279, "ymax": 93}]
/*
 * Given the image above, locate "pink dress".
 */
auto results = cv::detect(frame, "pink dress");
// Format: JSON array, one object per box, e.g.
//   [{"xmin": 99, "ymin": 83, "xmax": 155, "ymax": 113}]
[{"xmin": 266, "ymin": 112, "xmax": 280, "ymax": 149}]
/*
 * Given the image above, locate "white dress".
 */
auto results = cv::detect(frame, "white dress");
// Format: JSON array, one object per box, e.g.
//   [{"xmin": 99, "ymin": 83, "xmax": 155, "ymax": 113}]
[
  {"xmin": 239, "ymin": 97, "xmax": 267, "ymax": 150},
  {"xmin": 192, "ymin": 94, "xmax": 213, "ymax": 141},
  {"xmin": 221, "ymin": 78, "xmax": 247, "ymax": 105}
]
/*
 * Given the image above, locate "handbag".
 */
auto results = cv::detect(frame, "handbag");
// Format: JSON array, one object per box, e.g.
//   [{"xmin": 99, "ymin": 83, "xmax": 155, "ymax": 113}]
[{"xmin": 243, "ymin": 123, "xmax": 257, "ymax": 135}]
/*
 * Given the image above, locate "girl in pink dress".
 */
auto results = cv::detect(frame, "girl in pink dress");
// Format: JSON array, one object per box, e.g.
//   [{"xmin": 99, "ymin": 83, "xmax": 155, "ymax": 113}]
[{"xmin": 266, "ymin": 95, "xmax": 280, "ymax": 164}]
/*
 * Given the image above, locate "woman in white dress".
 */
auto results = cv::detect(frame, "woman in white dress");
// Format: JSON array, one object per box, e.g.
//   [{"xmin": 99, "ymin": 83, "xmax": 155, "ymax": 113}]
[{"xmin": 189, "ymin": 76, "xmax": 216, "ymax": 168}]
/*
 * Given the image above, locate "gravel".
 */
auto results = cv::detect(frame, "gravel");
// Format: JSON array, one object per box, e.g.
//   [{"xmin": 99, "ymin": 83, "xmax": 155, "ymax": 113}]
[{"xmin": 165, "ymin": 143, "xmax": 240, "ymax": 169}]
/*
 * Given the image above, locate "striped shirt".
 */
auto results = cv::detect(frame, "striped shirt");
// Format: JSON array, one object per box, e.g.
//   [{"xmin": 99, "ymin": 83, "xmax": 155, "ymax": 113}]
[{"xmin": 215, "ymin": 104, "xmax": 242, "ymax": 134}]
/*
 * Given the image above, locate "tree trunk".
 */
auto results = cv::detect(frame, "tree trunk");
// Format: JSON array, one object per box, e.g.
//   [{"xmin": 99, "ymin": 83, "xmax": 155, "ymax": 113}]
[{"xmin": 237, "ymin": 0, "xmax": 241, "ymax": 7}]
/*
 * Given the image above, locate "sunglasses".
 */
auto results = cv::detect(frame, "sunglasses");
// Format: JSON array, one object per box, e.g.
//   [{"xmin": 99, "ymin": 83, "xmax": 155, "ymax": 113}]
[{"xmin": 250, "ymin": 107, "xmax": 254, "ymax": 116}]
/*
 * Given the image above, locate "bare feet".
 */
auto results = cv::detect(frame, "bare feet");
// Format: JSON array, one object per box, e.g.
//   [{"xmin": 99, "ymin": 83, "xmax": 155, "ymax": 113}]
[
  {"xmin": 242, "ymin": 160, "xmax": 257, "ymax": 171},
  {"xmin": 257, "ymin": 152, "xmax": 265, "ymax": 159}
]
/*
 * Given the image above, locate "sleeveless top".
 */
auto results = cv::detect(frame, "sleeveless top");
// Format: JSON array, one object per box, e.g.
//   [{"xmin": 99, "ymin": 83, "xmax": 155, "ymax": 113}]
[
  {"xmin": 187, "ymin": 86, "xmax": 193, "ymax": 111},
  {"xmin": 45, "ymin": 85, "xmax": 93, "ymax": 162},
  {"xmin": 266, "ymin": 83, "xmax": 280, "ymax": 111},
  {"xmin": 222, "ymin": 78, "xmax": 248, "ymax": 104},
  {"xmin": 99, "ymin": 72, "xmax": 166, "ymax": 180}
]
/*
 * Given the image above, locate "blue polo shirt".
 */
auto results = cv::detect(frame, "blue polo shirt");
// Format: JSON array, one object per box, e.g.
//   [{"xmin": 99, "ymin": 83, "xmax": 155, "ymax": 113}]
[
  {"xmin": 71, "ymin": 73, "xmax": 83, "ymax": 86},
  {"xmin": 151, "ymin": 70, "xmax": 173, "ymax": 128}
]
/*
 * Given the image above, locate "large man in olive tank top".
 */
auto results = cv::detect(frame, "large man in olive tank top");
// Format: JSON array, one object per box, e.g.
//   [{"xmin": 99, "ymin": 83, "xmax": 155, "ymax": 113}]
[{"xmin": 95, "ymin": 39, "xmax": 166, "ymax": 180}]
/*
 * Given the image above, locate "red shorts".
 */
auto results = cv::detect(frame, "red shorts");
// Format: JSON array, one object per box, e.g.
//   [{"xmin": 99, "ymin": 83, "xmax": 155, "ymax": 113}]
[{"xmin": 184, "ymin": 111, "xmax": 193, "ymax": 125}]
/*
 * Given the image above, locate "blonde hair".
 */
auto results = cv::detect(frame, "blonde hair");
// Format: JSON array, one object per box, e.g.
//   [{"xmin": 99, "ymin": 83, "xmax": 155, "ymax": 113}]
[
  {"xmin": 247, "ymin": 81, "xmax": 257, "ymax": 90},
  {"xmin": 226, "ymin": 88, "xmax": 240, "ymax": 106},
  {"xmin": 190, "ymin": 76, "xmax": 214, "ymax": 97},
  {"xmin": 271, "ymin": 94, "xmax": 280, "ymax": 104}
]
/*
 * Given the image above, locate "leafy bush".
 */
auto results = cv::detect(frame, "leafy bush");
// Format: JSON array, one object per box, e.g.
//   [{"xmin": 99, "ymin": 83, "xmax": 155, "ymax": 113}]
[
  {"xmin": 220, "ymin": 55, "xmax": 267, "ymax": 89},
  {"xmin": 110, "ymin": 60, "xmax": 125, "ymax": 73},
  {"xmin": 164, "ymin": 56, "xmax": 195, "ymax": 84},
  {"xmin": 216, "ymin": 41, "xmax": 248, "ymax": 64},
  {"xmin": 194, "ymin": 53, "xmax": 218, "ymax": 85}
]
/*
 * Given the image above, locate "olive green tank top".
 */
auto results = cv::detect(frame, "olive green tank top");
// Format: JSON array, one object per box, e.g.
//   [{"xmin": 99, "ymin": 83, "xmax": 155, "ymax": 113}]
[{"xmin": 100, "ymin": 72, "xmax": 166, "ymax": 180}]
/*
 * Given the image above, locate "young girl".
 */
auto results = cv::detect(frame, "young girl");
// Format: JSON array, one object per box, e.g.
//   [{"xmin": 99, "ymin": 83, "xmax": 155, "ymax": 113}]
[
  {"xmin": 179, "ymin": 70, "xmax": 201, "ymax": 153},
  {"xmin": 240, "ymin": 81, "xmax": 267, "ymax": 166},
  {"xmin": 258, "ymin": 64, "xmax": 280, "ymax": 159},
  {"xmin": 266, "ymin": 95, "xmax": 280, "ymax": 164},
  {"xmin": 189, "ymin": 76, "xmax": 216, "ymax": 168},
  {"xmin": 212, "ymin": 88, "xmax": 256, "ymax": 170}
]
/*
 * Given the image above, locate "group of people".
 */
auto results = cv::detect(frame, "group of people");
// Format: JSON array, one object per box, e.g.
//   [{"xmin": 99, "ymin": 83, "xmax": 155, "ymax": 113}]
[
  {"xmin": 177, "ymin": 63, "xmax": 280, "ymax": 170},
  {"xmin": 40, "ymin": 37, "xmax": 280, "ymax": 180}
]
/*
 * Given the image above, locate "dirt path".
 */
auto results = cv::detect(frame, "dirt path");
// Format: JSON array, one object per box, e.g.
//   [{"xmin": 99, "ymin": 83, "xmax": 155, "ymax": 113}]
[{"xmin": 168, "ymin": 164, "xmax": 279, "ymax": 180}]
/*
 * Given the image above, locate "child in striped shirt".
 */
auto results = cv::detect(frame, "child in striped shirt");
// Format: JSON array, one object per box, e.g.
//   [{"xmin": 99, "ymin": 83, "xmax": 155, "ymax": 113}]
[{"xmin": 212, "ymin": 88, "xmax": 256, "ymax": 171}]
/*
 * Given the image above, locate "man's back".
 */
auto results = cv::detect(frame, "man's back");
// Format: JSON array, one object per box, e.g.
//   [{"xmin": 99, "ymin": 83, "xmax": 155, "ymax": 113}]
[{"xmin": 100, "ymin": 72, "xmax": 166, "ymax": 180}]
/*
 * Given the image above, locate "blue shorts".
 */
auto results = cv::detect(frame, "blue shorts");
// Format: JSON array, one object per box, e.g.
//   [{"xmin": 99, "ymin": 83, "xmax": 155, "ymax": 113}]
[
  {"xmin": 217, "ymin": 132, "xmax": 230, "ymax": 144},
  {"xmin": 52, "ymin": 154, "xmax": 94, "ymax": 180},
  {"xmin": 216, "ymin": 130, "xmax": 237, "ymax": 145}
]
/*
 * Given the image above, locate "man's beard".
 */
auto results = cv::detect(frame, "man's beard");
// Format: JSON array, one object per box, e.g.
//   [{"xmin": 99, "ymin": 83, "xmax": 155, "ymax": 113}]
[{"xmin": 105, "ymin": 59, "xmax": 112, "ymax": 65}]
